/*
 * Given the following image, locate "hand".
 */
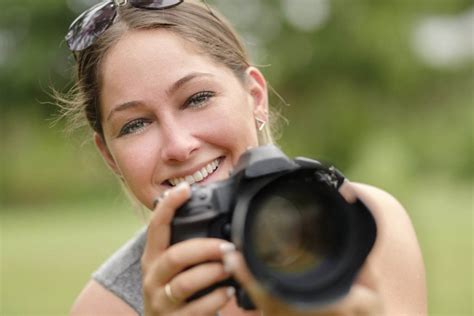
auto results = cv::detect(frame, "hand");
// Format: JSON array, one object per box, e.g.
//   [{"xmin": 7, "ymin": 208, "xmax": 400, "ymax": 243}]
[
  {"xmin": 141, "ymin": 182, "xmax": 235, "ymax": 315},
  {"xmin": 221, "ymin": 246, "xmax": 383, "ymax": 316}
]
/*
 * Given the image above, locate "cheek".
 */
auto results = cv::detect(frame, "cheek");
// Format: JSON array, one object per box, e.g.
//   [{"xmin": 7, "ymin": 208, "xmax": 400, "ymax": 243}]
[
  {"xmin": 109, "ymin": 135, "xmax": 159, "ymax": 199},
  {"xmin": 194, "ymin": 106, "xmax": 258, "ymax": 163}
]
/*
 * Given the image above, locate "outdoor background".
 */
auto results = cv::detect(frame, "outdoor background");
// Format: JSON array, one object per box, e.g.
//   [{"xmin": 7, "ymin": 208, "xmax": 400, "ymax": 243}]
[{"xmin": 1, "ymin": 0, "xmax": 472, "ymax": 315}]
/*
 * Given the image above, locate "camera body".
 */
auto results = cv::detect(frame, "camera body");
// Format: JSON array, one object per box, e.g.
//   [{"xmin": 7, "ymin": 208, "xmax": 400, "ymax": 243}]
[{"xmin": 170, "ymin": 145, "xmax": 376, "ymax": 309}]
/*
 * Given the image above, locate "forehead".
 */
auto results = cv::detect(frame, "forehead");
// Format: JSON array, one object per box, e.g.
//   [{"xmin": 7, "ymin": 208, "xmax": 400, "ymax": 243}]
[{"xmin": 100, "ymin": 29, "xmax": 235, "ymax": 95}]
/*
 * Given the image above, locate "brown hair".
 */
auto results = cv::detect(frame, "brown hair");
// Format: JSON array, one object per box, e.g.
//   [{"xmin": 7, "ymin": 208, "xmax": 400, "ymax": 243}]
[{"xmin": 58, "ymin": 0, "xmax": 275, "ymax": 143}]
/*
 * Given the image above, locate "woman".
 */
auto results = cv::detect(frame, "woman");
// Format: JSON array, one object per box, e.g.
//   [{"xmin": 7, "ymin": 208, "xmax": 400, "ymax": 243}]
[{"xmin": 61, "ymin": 1, "xmax": 426, "ymax": 315}]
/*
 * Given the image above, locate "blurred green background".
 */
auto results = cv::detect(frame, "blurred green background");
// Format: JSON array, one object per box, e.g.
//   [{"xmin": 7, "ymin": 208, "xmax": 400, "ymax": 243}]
[{"xmin": 1, "ymin": 0, "xmax": 473, "ymax": 315}]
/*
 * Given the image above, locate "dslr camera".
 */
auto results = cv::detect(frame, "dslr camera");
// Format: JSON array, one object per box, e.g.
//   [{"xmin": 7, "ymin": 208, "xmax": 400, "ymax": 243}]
[{"xmin": 171, "ymin": 145, "xmax": 376, "ymax": 309}]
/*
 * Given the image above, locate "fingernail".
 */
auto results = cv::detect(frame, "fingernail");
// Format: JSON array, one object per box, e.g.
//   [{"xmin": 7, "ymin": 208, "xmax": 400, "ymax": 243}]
[
  {"xmin": 223, "ymin": 252, "xmax": 238, "ymax": 273},
  {"xmin": 219, "ymin": 242, "xmax": 236, "ymax": 254},
  {"xmin": 226, "ymin": 286, "xmax": 236, "ymax": 298}
]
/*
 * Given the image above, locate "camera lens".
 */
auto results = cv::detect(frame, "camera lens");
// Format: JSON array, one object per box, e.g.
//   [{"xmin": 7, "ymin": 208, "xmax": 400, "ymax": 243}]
[
  {"xmin": 237, "ymin": 169, "xmax": 353, "ymax": 306},
  {"xmin": 252, "ymin": 196, "xmax": 313, "ymax": 272},
  {"xmin": 248, "ymin": 176, "xmax": 344, "ymax": 276}
]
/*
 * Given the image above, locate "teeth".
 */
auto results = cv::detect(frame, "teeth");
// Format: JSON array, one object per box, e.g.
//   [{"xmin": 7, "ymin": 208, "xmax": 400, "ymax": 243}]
[
  {"xmin": 168, "ymin": 158, "xmax": 220, "ymax": 186},
  {"xmin": 193, "ymin": 171, "xmax": 204, "ymax": 181},
  {"xmin": 201, "ymin": 167, "xmax": 208, "ymax": 178}
]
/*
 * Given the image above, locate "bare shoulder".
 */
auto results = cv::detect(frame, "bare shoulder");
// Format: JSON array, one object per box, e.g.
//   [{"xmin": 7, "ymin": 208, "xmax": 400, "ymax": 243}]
[
  {"xmin": 351, "ymin": 182, "xmax": 427, "ymax": 315},
  {"xmin": 70, "ymin": 279, "xmax": 138, "ymax": 316}
]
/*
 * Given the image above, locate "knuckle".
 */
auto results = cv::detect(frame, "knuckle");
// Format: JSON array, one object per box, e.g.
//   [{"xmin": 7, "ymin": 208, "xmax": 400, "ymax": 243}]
[
  {"xmin": 142, "ymin": 275, "xmax": 155, "ymax": 295},
  {"xmin": 165, "ymin": 247, "xmax": 182, "ymax": 267},
  {"xmin": 172, "ymin": 278, "xmax": 191, "ymax": 298}
]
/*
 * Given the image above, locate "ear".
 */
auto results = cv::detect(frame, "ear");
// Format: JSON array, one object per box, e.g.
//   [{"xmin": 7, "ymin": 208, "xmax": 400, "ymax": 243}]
[
  {"xmin": 245, "ymin": 66, "xmax": 269, "ymax": 120},
  {"xmin": 94, "ymin": 133, "xmax": 122, "ymax": 176}
]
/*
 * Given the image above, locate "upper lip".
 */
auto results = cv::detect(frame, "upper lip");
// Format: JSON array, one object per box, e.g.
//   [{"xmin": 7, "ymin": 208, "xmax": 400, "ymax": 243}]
[{"xmin": 161, "ymin": 157, "xmax": 222, "ymax": 184}]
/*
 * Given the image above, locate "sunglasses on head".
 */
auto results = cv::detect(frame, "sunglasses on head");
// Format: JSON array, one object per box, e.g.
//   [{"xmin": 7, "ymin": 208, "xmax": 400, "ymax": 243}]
[{"xmin": 65, "ymin": 0, "xmax": 183, "ymax": 52}]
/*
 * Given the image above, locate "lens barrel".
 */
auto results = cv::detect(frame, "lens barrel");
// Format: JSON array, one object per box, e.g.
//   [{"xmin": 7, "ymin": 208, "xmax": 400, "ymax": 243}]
[{"xmin": 233, "ymin": 169, "xmax": 372, "ymax": 307}]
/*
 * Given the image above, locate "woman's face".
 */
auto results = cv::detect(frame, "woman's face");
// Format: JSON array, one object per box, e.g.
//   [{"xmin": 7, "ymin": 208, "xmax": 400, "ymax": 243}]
[{"xmin": 96, "ymin": 29, "xmax": 268, "ymax": 209}]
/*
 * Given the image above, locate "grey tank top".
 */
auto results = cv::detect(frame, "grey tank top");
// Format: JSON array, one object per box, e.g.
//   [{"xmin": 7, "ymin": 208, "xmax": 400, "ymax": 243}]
[{"xmin": 92, "ymin": 227, "xmax": 147, "ymax": 315}]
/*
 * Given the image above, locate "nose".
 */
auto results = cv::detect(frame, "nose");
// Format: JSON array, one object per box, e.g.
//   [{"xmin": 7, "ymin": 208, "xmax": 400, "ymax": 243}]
[{"xmin": 159, "ymin": 120, "xmax": 200, "ymax": 162}]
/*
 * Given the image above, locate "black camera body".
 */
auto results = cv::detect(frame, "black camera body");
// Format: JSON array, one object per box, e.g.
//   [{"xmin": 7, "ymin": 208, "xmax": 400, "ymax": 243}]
[{"xmin": 171, "ymin": 145, "xmax": 376, "ymax": 310}]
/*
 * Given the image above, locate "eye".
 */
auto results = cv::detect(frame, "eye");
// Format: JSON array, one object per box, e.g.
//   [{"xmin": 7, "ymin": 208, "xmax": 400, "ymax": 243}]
[
  {"xmin": 119, "ymin": 118, "xmax": 151, "ymax": 137},
  {"xmin": 185, "ymin": 91, "xmax": 215, "ymax": 109}
]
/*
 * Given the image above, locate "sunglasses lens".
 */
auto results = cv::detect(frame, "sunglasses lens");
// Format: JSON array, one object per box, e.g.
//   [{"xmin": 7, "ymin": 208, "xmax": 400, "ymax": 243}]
[
  {"xmin": 66, "ymin": 0, "xmax": 184, "ymax": 52},
  {"xmin": 66, "ymin": 1, "xmax": 116, "ymax": 51},
  {"xmin": 130, "ymin": 0, "xmax": 183, "ymax": 9}
]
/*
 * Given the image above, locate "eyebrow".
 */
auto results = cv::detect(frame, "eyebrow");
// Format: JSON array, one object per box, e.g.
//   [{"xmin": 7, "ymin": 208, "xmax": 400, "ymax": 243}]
[
  {"xmin": 106, "ymin": 72, "xmax": 214, "ymax": 122},
  {"xmin": 106, "ymin": 100, "xmax": 143, "ymax": 122},
  {"xmin": 166, "ymin": 72, "xmax": 214, "ymax": 96}
]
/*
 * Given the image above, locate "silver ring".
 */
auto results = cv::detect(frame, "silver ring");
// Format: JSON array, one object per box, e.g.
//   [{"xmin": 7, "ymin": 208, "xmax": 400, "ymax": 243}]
[{"xmin": 164, "ymin": 283, "xmax": 179, "ymax": 304}]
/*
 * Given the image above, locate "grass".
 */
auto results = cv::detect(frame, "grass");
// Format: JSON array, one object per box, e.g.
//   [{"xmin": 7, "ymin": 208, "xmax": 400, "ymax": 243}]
[
  {"xmin": 1, "ymin": 198, "xmax": 144, "ymax": 316},
  {"xmin": 406, "ymin": 178, "xmax": 473, "ymax": 316}
]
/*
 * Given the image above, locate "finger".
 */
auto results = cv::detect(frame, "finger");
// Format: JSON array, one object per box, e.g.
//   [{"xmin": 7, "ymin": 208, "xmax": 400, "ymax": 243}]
[
  {"xmin": 179, "ymin": 286, "xmax": 235, "ymax": 316},
  {"xmin": 147, "ymin": 261, "xmax": 232, "ymax": 313},
  {"xmin": 220, "ymin": 245, "xmax": 268, "ymax": 305},
  {"xmin": 142, "ymin": 182, "xmax": 191, "ymax": 265},
  {"xmin": 146, "ymin": 238, "xmax": 232, "ymax": 285},
  {"xmin": 162, "ymin": 262, "xmax": 230, "ymax": 303},
  {"xmin": 338, "ymin": 179, "xmax": 358, "ymax": 203}
]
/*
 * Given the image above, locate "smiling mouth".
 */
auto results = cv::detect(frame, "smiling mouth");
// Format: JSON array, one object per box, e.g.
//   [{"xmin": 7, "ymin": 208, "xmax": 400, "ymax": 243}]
[{"xmin": 166, "ymin": 157, "xmax": 223, "ymax": 186}]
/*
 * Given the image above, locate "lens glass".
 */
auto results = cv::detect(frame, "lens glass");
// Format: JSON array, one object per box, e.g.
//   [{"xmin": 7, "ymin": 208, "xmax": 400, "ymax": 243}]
[
  {"xmin": 252, "ymin": 195, "xmax": 317, "ymax": 273},
  {"xmin": 247, "ymin": 173, "xmax": 345, "ymax": 276}
]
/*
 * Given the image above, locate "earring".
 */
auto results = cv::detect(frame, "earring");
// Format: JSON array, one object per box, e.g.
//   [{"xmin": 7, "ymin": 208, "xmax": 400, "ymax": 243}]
[{"xmin": 255, "ymin": 117, "xmax": 266, "ymax": 131}]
